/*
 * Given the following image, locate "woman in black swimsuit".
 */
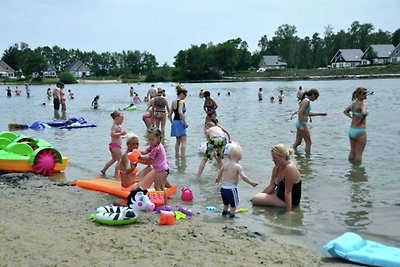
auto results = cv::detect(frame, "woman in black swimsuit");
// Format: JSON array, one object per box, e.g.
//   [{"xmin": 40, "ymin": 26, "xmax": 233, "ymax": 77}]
[{"xmin": 251, "ymin": 144, "xmax": 302, "ymax": 213}]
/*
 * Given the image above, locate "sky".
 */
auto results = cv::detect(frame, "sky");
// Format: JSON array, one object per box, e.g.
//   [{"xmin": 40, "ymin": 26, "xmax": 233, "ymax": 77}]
[{"xmin": 1, "ymin": 0, "xmax": 399, "ymax": 65}]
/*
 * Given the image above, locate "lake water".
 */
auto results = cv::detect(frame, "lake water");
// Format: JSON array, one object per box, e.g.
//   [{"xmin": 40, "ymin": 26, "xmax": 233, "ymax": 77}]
[{"xmin": 1, "ymin": 78, "xmax": 399, "ymax": 253}]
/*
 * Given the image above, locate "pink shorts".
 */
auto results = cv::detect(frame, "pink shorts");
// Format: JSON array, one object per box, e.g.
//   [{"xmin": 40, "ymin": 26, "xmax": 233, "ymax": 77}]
[{"xmin": 109, "ymin": 142, "xmax": 121, "ymax": 151}]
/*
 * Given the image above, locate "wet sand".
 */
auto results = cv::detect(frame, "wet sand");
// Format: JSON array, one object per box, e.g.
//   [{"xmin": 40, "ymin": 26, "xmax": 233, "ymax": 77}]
[{"xmin": 0, "ymin": 173, "xmax": 348, "ymax": 266}]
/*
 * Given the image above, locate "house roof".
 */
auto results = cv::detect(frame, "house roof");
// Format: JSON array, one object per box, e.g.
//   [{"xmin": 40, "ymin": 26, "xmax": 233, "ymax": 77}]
[
  {"xmin": 330, "ymin": 49, "xmax": 363, "ymax": 63},
  {"xmin": 259, "ymin": 55, "xmax": 287, "ymax": 67},
  {"xmin": 66, "ymin": 60, "xmax": 90, "ymax": 72},
  {"xmin": 362, "ymin": 44, "xmax": 395, "ymax": 59},
  {"xmin": 47, "ymin": 65, "xmax": 57, "ymax": 72},
  {"xmin": 0, "ymin": 60, "xmax": 15, "ymax": 72},
  {"xmin": 389, "ymin": 43, "xmax": 400, "ymax": 57}
]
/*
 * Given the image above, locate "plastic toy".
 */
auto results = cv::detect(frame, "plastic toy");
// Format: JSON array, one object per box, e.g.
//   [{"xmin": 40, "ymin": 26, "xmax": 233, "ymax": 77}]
[
  {"xmin": 155, "ymin": 205, "xmax": 172, "ymax": 214},
  {"xmin": 235, "ymin": 208, "xmax": 249, "ymax": 213},
  {"xmin": 127, "ymin": 187, "xmax": 155, "ymax": 212},
  {"xmin": 127, "ymin": 149, "xmax": 141, "ymax": 163},
  {"xmin": 0, "ymin": 131, "xmax": 68, "ymax": 176},
  {"xmin": 89, "ymin": 188, "xmax": 155, "ymax": 226},
  {"xmin": 181, "ymin": 187, "xmax": 193, "ymax": 201},
  {"xmin": 174, "ymin": 211, "xmax": 186, "ymax": 220},
  {"xmin": 147, "ymin": 190, "xmax": 166, "ymax": 207},
  {"xmin": 178, "ymin": 207, "xmax": 193, "ymax": 217},
  {"xmin": 159, "ymin": 210, "xmax": 175, "ymax": 225},
  {"xmin": 206, "ymin": 206, "xmax": 216, "ymax": 211}
]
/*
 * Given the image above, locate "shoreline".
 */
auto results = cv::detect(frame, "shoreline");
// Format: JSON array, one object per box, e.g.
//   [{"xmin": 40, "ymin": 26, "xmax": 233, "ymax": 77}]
[
  {"xmin": 0, "ymin": 173, "xmax": 348, "ymax": 266},
  {"xmin": 2, "ymin": 73, "xmax": 399, "ymax": 86}
]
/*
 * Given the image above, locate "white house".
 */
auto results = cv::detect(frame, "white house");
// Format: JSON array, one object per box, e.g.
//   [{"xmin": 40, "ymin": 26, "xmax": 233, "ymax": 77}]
[
  {"xmin": 258, "ymin": 55, "xmax": 287, "ymax": 69},
  {"xmin": 389, "ymin": 43, "xmax": 400, "ymax": 63},
  {"xmin": 66, "ymin": 60, "xmax": 91, "ymax": 77},
  {"xmin": 0, "ymin": 61, "xmax": 15, "ymax": 77},
  {"xmin": 361, "ymin": 44, "xmax": 395, "ymax": 65},
  {"xmin": 330, "ymin": 49, "xmax": 364, "ymax": 68}
]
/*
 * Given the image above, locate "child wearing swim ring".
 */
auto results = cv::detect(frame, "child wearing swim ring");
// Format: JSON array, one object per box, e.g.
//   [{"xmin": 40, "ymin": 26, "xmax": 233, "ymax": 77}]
[
  {"xmin": 197, "ymin": 121, "xmax": 228, "ymax": 178},
  {"xmin": 101, "ymin": 110, "xmax": 126, "ymax": 177},
  {"xmin": 215, "ymin": 143, "xmax": 258, "ymax": 218}
]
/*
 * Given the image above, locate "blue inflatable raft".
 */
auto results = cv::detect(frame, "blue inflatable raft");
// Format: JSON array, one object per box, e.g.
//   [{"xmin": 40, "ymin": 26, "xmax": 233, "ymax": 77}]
[
  {"xmin": 29, "ymin": 117, "xmax": 97, "ymax": 130},
  {"xmin": 323, "ymin": 232, "xmax": 400, "ymax": 267}
]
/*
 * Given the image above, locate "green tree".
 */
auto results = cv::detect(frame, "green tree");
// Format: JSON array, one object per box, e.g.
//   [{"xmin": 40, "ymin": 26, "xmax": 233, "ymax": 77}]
[
  {"xmin": 258, "ymin": 35, "xmax": 269, "ymax": 52},
  {"xmin": 348, "ymin": 21, "xmax": 374, "ymax": 50},
  {"xmin": 1, "ymin": 42, "xmax": 30, "ymax": 73},
  {"xmin": 21, "ymin": 50, "xmax": 48, "ymax": 76},
  {"xmin": 391, "ymin": 29, "xmax": 400, "ymax": 46},
  {"xmin": 141, "ymin": 52, "xmax": 158, "ymax": 74},
  {"xmin": 369, "ymin": 30, "xmax": 392, "ymax": 44},
  {"xmin": 126, "ymin": 50, "xmax": 141, "ymax": 74},
  {"xmin": 272, "ymin": 24, "xmax": 298, "ymax": 67}
]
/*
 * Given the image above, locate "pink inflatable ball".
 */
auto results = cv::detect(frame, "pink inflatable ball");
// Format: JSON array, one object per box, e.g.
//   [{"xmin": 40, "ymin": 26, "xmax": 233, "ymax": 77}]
[
  {"xmin": 180, "ymin": 187, "xmax": 193, "ymax": 202},
  {"xmin": 128, "ymin": 149, "xmax": 141, "ymax": 162}
]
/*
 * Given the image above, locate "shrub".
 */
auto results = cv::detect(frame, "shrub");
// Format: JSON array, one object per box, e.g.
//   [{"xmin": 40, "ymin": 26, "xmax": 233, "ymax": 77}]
[{"xmin": 59, "ymin": 72, "xmax": 77, "ymax": 84}]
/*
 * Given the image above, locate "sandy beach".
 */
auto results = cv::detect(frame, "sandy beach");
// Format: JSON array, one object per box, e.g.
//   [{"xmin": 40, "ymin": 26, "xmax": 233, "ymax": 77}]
[{"xmin": 0, "ymin": 173, "xmax": 350, "ymax": 267}]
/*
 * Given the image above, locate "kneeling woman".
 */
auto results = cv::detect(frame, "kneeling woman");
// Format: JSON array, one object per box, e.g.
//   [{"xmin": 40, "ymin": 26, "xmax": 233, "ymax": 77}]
[
  {"xmin": 119, "ymin": 133, "xmax": 155, "ymax": 190},
  {"xmin": 251, "ymin": 144, "xmax": 302, "ymax": 213}
]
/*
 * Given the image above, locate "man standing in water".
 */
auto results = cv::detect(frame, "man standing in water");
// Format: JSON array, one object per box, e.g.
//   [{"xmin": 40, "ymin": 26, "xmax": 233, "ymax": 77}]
[
  {"xmin": 52, "ymin": 82, "xmax": 61, "ymax": 118},
  {"xmin": 147, "ymin": 84, "xmax": 157, "ymax": 100}
]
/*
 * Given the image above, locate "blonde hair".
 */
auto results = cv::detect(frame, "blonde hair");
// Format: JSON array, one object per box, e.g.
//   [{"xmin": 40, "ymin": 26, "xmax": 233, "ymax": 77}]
[
  {"xmin": 227, "ymin": 143, "xmax": 242, "ymax": 160},
  {"xmin": 124, "ymin": 132, "xmax": 138, "ymax": 144},
  {"xmin": 272, "ymin": 144, "xmax": 294, "ymax": 160}
]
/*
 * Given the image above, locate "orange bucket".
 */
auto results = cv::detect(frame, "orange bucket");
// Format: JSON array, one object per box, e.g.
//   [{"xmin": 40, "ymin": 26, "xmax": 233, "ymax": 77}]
[{"xmin": 159, "ymin": 210, "xmax": 175, "ymax": 225}]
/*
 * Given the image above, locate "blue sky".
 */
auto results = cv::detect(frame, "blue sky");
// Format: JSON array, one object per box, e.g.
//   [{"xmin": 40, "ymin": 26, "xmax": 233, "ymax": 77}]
[{"xmin": 1, "ymin": 0, "xmax": 399, "ymax": 65}]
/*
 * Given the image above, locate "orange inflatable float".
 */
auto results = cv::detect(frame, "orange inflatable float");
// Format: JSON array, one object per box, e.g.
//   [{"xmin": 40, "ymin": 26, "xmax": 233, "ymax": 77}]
[{"xmin": 72, "ymin": 177, "xmax": 177, "ymax": 199}]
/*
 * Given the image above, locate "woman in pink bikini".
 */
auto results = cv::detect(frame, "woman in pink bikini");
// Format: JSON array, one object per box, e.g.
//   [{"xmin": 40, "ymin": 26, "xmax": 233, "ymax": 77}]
[
  {"xmin": 142, "ymin": 105, "xmax": 153, "ymax": 131},
  {"xmin": 101, "ymin": 110, "xmax": 126, "ymax": 177}
]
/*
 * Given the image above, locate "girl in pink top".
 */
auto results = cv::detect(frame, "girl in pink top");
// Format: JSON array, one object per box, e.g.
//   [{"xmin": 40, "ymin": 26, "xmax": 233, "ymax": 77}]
[{"xmin": 140, "ymin": 127, "xmax": 169, "ymax": 191}]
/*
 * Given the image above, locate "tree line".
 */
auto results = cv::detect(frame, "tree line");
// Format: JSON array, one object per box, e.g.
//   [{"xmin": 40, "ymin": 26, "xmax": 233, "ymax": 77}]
[{"xmin": 2, "ymin": 21, "xmax": 399, "ymax": 81}]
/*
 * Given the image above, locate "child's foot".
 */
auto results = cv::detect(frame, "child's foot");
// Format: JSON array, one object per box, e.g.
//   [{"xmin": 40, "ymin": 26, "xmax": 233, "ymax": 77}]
[
  {"xmin": 100, "ymin": 170, "xmax": 105, "ymax": 176},
  {"xmin": 222, "ymin": 210, "xmax": 230, "ymax": 216}
]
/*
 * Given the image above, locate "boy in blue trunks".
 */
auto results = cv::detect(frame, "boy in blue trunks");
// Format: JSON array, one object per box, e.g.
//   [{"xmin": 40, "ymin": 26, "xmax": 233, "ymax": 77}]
[
  {"xmin": 215, "ymin": 143, "xmax": 258, "ymax": 218},
  {"xmin": 197, "ymin": 121, "xmax": 228, "ymax": 178}
]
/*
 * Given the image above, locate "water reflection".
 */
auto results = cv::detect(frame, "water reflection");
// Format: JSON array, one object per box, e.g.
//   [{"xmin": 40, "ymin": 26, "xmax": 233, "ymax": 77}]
[
  {"xmin": 294, "ymin": 151, "xmax": 313, "ymax": 178},
  {"xmin": 344, "ymin": 164, "xmax": 373, "ymax": 230},
  {"xmin": 252, "ymin": 206, "xmax": 305, "ymax": 235},
  {"xmin": 174, "ymin": 157, "xmax": 187, "ymax": 174}
]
